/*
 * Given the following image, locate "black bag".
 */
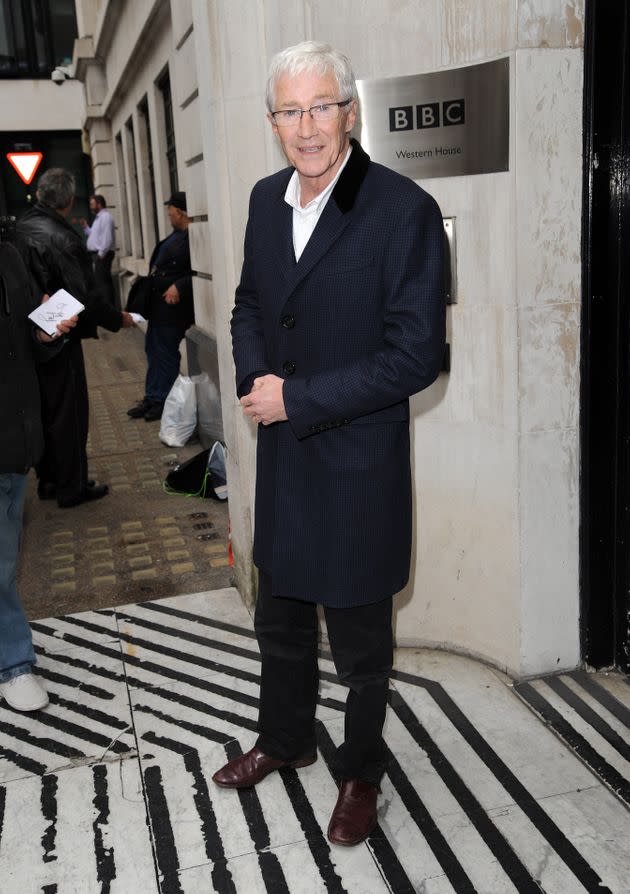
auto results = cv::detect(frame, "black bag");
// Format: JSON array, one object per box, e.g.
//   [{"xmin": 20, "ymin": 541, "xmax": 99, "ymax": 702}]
[
  {"xmin": 164, "ymin": 443, "xmax": 227, "ymax": 500},
  {"xmin": 126, "ymin": 275, "xmax": 152, "ymax": 318}
]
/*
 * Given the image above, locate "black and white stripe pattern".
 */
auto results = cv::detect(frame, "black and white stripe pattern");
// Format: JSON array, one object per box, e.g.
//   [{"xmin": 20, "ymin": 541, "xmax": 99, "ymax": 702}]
[{"xmin": 0, "ymin": 589, "xmax": 628, "ymax": 893}]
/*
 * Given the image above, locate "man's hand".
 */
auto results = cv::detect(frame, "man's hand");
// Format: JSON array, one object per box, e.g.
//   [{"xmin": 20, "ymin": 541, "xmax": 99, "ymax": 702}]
[
  {"xmin": 79, "ymin": 218, "xmax": 87, "ymax": 228},
  {"xmin": 36, "ymin": 295, "xmax": 78, "ymax": 342},
  {"xmin": 120, "ymin": 311, "xmax": 136, "ymax": 328},
  {"xmin": 240, "ymin": 374, "xmax": 287, "ymax": 425},
  {"xmin": 163, "ymin": 284, "xmax": 180, "ymax": 305}
]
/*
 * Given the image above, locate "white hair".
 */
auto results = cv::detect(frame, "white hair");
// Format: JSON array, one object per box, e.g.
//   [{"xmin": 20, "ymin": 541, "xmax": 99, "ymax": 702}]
[{"xmin": 265, "ymin": 41, "xmax": 358, "ymax": 111}]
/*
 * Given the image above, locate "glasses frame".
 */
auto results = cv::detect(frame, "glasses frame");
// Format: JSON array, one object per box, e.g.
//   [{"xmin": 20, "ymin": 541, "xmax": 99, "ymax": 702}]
[{"xmin": 270, "ymin": 99, "xmax": 353, "ymax": 126}]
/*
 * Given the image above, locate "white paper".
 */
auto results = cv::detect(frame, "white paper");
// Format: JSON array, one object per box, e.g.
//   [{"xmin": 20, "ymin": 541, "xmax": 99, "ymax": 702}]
[
  {"xmin": 28, "ymin": 288, "xmax": 84, "ymax": 337},
  {"xmin": 130, "ymin": 312, "xmax": 147, "ymax": 324}
]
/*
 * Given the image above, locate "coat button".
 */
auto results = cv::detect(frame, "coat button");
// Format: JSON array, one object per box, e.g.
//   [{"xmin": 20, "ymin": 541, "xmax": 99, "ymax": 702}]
[
  {"xmin": 281, "ymin": 314, "xmax": 295, "ymax": 329},
  {"xmin": 282, "ymin": 360, "xmax": 296, "ymax": 376}
]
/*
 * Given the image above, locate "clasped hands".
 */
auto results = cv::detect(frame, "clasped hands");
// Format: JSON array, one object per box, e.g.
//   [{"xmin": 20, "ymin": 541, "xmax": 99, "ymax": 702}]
[{"xmin": 240, "ymin": 375, "xmax": 287, "ymax": 426}]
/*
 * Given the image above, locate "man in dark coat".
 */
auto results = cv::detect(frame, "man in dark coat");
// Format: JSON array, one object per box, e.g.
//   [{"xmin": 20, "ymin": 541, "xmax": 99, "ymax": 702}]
[
  {"xmin": 0, "ymin": 237, "xmax": 76, "ymax": 711},
  {"xmin": 17, "ymin": 168, "xmax": 134, "ymax": 508},
  {"xmin": 126, "ymin": 192, "xmax": 194, "ymax": 422},
  {"xmin": 213, "ymin": 42, "xmax": 445, "ymax": 845}
]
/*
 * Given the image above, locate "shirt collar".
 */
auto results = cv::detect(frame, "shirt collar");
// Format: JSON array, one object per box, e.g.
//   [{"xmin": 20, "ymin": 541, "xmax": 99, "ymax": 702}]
[{"xmin": 284, "ymin": 145, "xmax": 352, "ymax": 214}]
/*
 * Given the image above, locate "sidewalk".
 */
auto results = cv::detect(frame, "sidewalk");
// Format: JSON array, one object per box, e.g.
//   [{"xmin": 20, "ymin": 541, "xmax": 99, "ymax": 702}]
[
  {"xmin": 0, "ymin": 586, "xmax": 629, "ymax": 893},
  {"xmin": 19, "ymin": 328, "xmax": 233, "ymax": 621}
]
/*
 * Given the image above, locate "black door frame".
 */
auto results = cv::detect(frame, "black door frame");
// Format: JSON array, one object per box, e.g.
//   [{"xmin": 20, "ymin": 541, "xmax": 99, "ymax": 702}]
[{"xmin": 580, "ymin": 0, "xmax": 630, "ymax": 671}]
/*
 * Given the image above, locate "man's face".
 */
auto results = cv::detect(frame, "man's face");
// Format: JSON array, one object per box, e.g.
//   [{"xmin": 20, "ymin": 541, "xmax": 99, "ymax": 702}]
[
  {"xmin": 89, "ymin": 197, "xmax": 99, "ymax": 213},
  {"xmin": 269, "ymin": 69, "xmax": 356, "ymax": 196},
  {"xmin": 167, "ymin": 204, "xmax": 184, "ymax": 229}
]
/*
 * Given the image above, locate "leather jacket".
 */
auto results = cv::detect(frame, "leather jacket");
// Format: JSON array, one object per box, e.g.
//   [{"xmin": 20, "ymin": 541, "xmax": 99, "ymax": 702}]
[{"xmin": 17, "ymin": 202, "xmax": 122, "ymax": 339}]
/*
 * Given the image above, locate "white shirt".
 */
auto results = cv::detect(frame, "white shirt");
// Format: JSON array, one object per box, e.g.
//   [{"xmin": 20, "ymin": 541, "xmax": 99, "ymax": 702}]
[
  {"xmin": 284, "ymin": 146, "xmax": 352, "ymax": 261},
  {"xmin": 84, "ymin": 208, "xmax": 115, "ymax": 257}
]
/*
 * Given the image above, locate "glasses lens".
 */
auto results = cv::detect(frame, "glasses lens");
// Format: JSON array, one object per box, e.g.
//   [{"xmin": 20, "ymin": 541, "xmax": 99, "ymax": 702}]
[
  {"xmin": 311, "ymin": 104, "xmax": 337, "ymax": 121},
  {"xmin": 275, "ymin": 110, "xmax": 300, "ymax": 126}
]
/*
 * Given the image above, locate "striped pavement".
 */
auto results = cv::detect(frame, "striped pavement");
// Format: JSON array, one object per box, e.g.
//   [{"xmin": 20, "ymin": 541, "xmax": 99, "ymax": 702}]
[{"xmin": 0, "ymin": 587, "xmax": 628, "ymax": 893}]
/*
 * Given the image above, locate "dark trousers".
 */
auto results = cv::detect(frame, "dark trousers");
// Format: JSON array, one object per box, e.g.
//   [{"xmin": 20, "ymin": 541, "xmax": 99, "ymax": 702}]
[
  {"xmin": 144, "ymin": 323, "xmax": 187, "ymax": 404},
  {"xmin": 36, "ymin": 339, "xmax": 89, "ymax": 502},
  {"xmin": 94, "ymin": 251, "xmax": 117, "ymax": 309},
  {"xmin": 255, "ymin": 571, "xmax": 393, "ymax": 786}
]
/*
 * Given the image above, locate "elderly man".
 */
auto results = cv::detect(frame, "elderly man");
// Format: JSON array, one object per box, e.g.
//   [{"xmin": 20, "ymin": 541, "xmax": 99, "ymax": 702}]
[
  {"xmin": 81, "ymin": 194, "xmax": 116, "ymax": 308},
  {"xmin": 127, "ymin": 191, "xmax": 194, "ymax": 422},
  {"xmin": 18, "ymin": 168, "xmax": 134, "ymax": 508},
  {"xmin": 213, "ymin": 42, "xmax": 445, "ymax": 846}
]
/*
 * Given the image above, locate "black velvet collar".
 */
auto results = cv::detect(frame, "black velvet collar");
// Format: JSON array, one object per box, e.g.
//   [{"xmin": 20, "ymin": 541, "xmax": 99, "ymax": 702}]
[
  {"xmin": 278, "ymin": 138, "xmax": 371, "ymax": 214},
  {"xmin": 332, "ymin": 138, "xmax": 371, "ymax": 213}
]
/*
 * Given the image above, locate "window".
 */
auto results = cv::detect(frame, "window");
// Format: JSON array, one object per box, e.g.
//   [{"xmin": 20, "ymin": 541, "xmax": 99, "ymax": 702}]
[
  {"xmin": 138, "ymin": 96, "xmax": 159, "ymax": 244},
  {"xmin": 0, "ymin": 0, "xmax": 77, "ymax": 78},
  {"xmin": 158, "ymin": 70, "xmax": 178, "ymax": 194},
  {"xmin": 114, "ymin": 133, "xmax": 131, "ymax": 257},
  {"xmin": 124, "ymin": 117, "xmax": 144, "ymax": 258}
]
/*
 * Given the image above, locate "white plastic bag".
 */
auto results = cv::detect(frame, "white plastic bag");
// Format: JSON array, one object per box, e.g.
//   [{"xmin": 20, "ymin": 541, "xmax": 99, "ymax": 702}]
[{"xmin": 159, "ymin": 375, "xmax": 197, "ymax": 447}]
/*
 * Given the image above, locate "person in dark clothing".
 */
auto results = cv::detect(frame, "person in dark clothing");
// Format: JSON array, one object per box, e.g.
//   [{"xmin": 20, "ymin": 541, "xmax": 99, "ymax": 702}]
[
  {"xmin": 17, "ymin": 168, "xmax": 135, "ymax": 508},
  {"xmin": 0, "ymin": 238, "xmax": 76, "ymax": 711},
  {"xmin": 127, "ymin": 191, "xmax": 194, "ymax": 422}
]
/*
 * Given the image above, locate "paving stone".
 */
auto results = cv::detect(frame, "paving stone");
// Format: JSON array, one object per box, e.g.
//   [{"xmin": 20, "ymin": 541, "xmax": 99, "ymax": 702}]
[
  {"xmin": 52, "ymin": 581, "xmax": 76, "ymax": 593},
  {"xmin": 132, "ymin": 568, "xmax": 157, "ymax": 581},
  {"xmin": 166, "ymin": 549, "xmax": 189, "ymax": 561},
  {"xmin": 163, "ymin": 537, "xmax": 186, "ymax": 548},
  {"xmin": 126, "ymin": 543, "xmax": 150, "ymax": 556},
  {"xmin": 51, "ymin": 567, "xmax": 76, "ymax": 579},
  {"xmin": 210, "ymin": 557, "xmax": 231, "ymax": 568},
  {"xmin": 92, "ymin": 575, "xmax": 117, "ymax": 586},
  {"xmin": 170, "ymin": 562, "xmax": 195, "ymax": 574},
  {"xmin": 128, "ymin": 556, "xmax": 153, "ymax": 569}
]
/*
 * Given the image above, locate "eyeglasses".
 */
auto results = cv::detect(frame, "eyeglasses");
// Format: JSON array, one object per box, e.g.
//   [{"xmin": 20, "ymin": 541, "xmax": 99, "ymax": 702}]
[{"xmin": 270, "ymin": 99, "xmax": 352, "ymax": 127}]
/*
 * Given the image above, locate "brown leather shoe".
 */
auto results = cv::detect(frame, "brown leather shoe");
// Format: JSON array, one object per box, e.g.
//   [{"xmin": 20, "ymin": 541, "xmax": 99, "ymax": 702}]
[
  {"xmin": 327, "ymin": 779, "xmax": 379, "ymax": 846},
  {"xmin": 212, "ymin": 746, "xmax": 317, "ymax": 789}
]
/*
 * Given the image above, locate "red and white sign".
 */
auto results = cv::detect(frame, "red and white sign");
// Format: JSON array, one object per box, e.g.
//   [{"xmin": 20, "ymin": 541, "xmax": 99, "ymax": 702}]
[{"xmin": 6, "ymin": 151, "xmax": 43, "ymax": 185}]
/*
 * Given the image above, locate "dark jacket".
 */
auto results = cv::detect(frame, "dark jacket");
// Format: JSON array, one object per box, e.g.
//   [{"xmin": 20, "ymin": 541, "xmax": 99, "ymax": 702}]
[
  {"xmin": 0, "ymin": 242, "xmax": 62, "ymax": 473},
  {"xmin": 16, "ymin": 202, "xmax": 122, "ymax": 339},
  {"xmin": 146, "ymin": 228, "xmax": 194, "ymax": 328},
  {"xmin": 231, "ymin": 140, "xmax": 446, "ymax": 607}
]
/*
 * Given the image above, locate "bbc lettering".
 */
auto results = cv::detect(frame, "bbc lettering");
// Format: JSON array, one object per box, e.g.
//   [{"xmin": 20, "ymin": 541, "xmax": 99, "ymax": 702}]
[{"xmin": 388, "ymin": 100, "xmax": 465, "ymax": 132}]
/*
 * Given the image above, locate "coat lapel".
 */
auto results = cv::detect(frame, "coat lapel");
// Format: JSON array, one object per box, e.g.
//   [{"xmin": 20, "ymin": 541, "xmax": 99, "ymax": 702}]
[
  {"xmin": 275, "ymin": 139, "xmax": 371, "ymax": 312},
  {"xmin": 270, "ymin": 190, "xmax": 295, "ymax": 276}
]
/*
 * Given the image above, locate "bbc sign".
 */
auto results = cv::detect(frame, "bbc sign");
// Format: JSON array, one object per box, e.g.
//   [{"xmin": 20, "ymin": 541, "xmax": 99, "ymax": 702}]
[
  {"xmin": 357, "ymin": 58, "xmax": 509, "ymax": 180},
  {"xmin": 389, "ymin": 100, "xmax": 465, "ymax": 132}
]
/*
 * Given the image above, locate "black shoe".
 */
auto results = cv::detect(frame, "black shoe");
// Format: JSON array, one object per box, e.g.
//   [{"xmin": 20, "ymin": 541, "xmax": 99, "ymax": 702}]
[
  {"xmin": 58, "ymin": 483, "xmax": 109, "ymax": 508},
  {"xmin": 39, "ymin": 479, "xmax": 95, "ymax": 500},
  {"xmin": 128, "ymin": 398, "xmax": 152, "ymax": 418},
  {"xmin": 144, "ymin": 402, "xmax": 164, "ymax": 421}
]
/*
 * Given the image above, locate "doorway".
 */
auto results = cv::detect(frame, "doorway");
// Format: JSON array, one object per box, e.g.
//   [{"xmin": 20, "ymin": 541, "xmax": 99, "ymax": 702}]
[{"xmin": 581, "ymin": 0, "xmax": 630, "ymax": 671}]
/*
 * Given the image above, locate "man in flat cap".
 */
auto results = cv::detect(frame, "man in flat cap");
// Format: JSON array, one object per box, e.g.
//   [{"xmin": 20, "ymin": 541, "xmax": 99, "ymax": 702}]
[{"xmin": 127, "ymin": 191, "xmax": 194, "ymax": 421}]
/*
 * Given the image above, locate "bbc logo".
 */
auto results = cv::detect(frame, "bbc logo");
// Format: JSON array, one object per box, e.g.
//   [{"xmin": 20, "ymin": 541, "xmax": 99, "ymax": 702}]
[{"xmin": 389, "ymin": 100, "xmax": 465, "ymax": 132}]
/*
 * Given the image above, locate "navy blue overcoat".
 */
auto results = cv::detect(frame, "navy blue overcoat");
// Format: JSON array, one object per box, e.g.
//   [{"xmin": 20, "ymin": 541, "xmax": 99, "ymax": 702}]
[{"xmin": 231, "ymin": 140, "xmax": 445, "ymax": 607}]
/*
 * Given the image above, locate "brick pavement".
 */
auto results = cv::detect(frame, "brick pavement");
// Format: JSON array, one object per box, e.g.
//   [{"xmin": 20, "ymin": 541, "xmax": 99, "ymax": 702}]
[{"xmin": 19, "ymin": 327, "xmax": 234, "ymax": 620}]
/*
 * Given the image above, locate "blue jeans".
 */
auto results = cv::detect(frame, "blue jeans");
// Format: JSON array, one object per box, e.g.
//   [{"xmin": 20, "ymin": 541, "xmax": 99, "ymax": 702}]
[
  {"xmin": 0, "ymin": 473, "xmax": 36, "ymax": 682},
  {"xmin": 145, "ymin": 323, "xmax": 187, "ymax": 404}
]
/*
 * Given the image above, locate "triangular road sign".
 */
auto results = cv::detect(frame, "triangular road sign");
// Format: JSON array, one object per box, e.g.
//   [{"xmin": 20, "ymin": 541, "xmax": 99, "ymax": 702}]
[{"xmin": 7, "ymin": 151, "xmax": 43, "ymax": 185}]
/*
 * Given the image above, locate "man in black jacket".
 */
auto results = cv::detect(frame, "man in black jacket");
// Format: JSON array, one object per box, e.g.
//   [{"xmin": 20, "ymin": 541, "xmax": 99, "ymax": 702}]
[
  {"xmin": 0, "ymin": 238, "xmax": 76, "ymax": 711},
  {"xmin": 17, "ymin": 168, "xmax": 134, "ymax": 508},
  {"xmin": 127, "ymin": 191, "xmax": 194, "ymax": 422}
]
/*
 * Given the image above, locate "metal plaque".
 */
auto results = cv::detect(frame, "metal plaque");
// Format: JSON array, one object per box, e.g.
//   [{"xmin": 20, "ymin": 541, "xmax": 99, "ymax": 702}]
[{"xmin": 356, "ymin": 57, "xmax": 509, "ymax": 180}]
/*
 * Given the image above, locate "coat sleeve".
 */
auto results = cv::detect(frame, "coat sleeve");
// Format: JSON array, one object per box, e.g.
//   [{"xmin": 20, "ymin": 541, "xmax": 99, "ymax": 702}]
[
  {"xmin": 283, "ymin": 190, "xmax": 446, "ymax": 439},
  {"xmin": 230, "ymin": 188, "xmax": 272, "ymax": 398}
]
